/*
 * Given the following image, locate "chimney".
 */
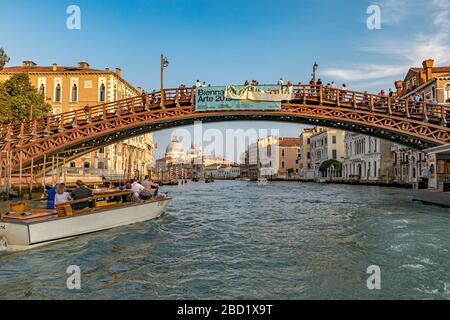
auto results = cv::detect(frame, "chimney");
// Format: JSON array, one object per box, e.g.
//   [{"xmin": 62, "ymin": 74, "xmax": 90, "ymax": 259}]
[
  {"xmin": 77, "ymin": 61, "xmax": 90, "ymax": 69},
  {"xmin": 115, "ymin": 67, "xmax": 121, "ymax": 77},
  {"xmin": 394, "ymin": 80, "xmax": 403, "ymax": 97},
  {"xmin": 52, "ymin": 63, "xmax": 58, "ymax": 72},
  {"xmin": 22, "ymin": 61, "xmax": 37, "ymax": 67},
  {"xmin": 105, "ymin": 67, "xmax": 110, "ymax": 72},
  {"xmin": 422, "ymin": 59, "xmax": 434, "ymax": 82}
]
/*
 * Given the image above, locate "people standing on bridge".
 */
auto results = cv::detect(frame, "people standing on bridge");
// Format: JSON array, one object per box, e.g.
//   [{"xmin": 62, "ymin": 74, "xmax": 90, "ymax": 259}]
[
  {"xmin": 141, "ymin": 90, "xmax": 148, "ymax": 109},
  {"xmin": 340, "ymin": 84, "xmax": 347, "ymax": 102},
  {"xmin": 202, "ymin": 81, "xmax": 207, "ymax": 87},
  {"xmin": 244, "ymin": 80, "xmax": 249, "ymax": 86},
  {"xmin": 195, "ymin": 80, "xmax": 201, "ymax": 88},
  {"xmin": 277, "ymin": 78, "xmax": 284, "ymax": 86}
]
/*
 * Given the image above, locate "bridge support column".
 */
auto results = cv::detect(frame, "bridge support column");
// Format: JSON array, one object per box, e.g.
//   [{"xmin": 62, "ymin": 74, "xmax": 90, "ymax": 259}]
[
  {"xmin": 406, "ymin": 98, "xmax": 411, "ymax": 118},
  {"xmin": 423, "ymin": 103, "xmax": 429, "ymax": 123},
  {"xmin": 387, "ymin": 97, "xmax": 393, "ymax": 115},
  {"xmin": 441, "ymin": 105, "xmax": 448, "ymax": 126}
]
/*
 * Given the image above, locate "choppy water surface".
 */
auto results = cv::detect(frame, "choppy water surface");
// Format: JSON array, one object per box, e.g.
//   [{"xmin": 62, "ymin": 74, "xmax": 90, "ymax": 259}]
[{"xmin": 0, "ymin": 181, "xmax": 449, "ymax": 299}]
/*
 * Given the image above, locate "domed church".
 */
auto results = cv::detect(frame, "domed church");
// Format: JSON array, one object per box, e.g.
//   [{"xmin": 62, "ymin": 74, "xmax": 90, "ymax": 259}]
[{"xmin": 165, "ymin": 135, "xmax": 186, "ymax": 163}]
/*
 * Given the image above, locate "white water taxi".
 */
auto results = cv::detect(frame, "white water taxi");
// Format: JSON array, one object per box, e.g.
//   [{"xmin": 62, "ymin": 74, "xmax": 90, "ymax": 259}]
[{"xmin": 0, "ymin": 191, "xmax": 171, "ymax": 251}]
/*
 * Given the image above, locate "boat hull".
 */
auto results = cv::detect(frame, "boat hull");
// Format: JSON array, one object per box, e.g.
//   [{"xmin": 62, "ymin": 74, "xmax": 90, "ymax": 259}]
[{"xmin": 0, "ymin": 199, "xmax": 171, "ymax": 251}]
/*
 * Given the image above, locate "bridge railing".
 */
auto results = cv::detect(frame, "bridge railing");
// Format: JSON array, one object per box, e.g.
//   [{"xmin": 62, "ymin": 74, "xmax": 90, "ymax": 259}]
[{"xmin": 1, "ymin": 85, "xmax": 449, "ymax": 141}]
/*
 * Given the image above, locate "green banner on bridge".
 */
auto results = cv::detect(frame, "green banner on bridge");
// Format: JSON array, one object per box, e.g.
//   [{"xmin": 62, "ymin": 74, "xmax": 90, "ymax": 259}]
[{"xmin": 195, "ymin": 86, "xmax": 282, "ymax": 112}]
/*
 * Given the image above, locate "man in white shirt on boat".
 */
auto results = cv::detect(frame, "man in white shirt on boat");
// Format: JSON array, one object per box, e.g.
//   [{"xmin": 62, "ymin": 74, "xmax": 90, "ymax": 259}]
[{"xmin": 130, "ymin": 179, "xmax": 156, "ymax": 200}]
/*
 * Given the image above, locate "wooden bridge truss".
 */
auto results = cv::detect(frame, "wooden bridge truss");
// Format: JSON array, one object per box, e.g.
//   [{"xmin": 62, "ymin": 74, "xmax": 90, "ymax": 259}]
[{"xmin": 0, "ymin": 84, "xmax": 449, "ymax": 179}]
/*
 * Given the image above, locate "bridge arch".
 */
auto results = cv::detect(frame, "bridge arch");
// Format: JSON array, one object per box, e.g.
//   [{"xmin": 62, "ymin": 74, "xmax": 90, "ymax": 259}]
[{"xmin": 0, "ymin": 84, "xmax": 449, "ymax": 174}]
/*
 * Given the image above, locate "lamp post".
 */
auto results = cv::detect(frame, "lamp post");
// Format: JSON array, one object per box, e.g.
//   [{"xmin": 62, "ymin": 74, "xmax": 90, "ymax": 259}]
[
  {"xmin": 160, "ymin": 54, "xmax": 169, "ymax": 106},
  {"xmin": 312, "ymin": 62, "xmax": 319, "ymax": 84}
]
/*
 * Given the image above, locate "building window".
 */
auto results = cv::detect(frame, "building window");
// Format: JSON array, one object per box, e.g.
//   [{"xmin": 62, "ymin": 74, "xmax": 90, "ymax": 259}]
[
  {"xmin": 54, "ymin": 84, "xmax": 62, "ymax": 102},
  {"xmin": 85, "ymin": 81, "xmax": 93, "ymax": 89},
  {"xmin": 282, "ymin": 161, "xmax": 285, "ymax": 168},
  {"xmin": 431, "ymin": 86, "xmax": 436, "ymax": 101},
  {"xmin": 69, "ymin": 162, "xmax": 76, "ymax": 168},
  {"xmin": 71, "ymin": 83, "xmax": 78, "ymax": 102},
  {"xmin": 99, "ymin": 83, "xmax": 106, "ymax": 102},
  {"xmin": 332, "ymin": 136, "xmax": 336, "ymax": 144},
  {"xmin": 83, "ymin": 162, "xmax": 90, "ymax": 169},
  {"xmin": 39, "ymin": 83, "xmax": 45, "ymax": 97},
  {"xmin": 445, "ymin": 84, "xmax": 450, "ymax": 103},
  {"xmin": 332, "ymin": 149, "xmax": 337, "ymax": 160}
]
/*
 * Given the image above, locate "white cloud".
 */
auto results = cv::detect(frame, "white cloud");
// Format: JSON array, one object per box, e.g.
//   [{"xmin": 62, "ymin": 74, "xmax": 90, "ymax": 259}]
[
  {"xmin": 323, "ymin": 64, "xmax": 406, "ymax": 82},
  {"xmin": 322, "ymin": 0, "xmax": 450, "ymax": 91}
]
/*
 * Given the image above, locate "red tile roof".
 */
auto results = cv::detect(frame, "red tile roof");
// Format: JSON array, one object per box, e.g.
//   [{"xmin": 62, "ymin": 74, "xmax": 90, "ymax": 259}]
[
  {"xmin": 1, "ymin": 66, "xmax": 105, "ymax": 73},
  {"xmin": 279, "ymin": 137, "xmax": 301, "ymax": 147}
]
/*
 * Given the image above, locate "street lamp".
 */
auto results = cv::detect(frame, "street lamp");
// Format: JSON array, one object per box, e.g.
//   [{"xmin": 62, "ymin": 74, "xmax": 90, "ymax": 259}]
[
  {"xmin": 160, "ymin": 54, "xmax": 169, "ymax": 91},
  {"xmin": 312, "ymin": 62, "xmax": 319, "ymax": 84},
  {"xmin": 160, "ymin": 54, "xmax": 169, "ymax": 106}
]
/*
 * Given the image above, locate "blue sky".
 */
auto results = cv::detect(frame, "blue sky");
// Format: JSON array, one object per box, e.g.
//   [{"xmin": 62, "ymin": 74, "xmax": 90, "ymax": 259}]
[{"xmin": 1, "ymin": 0, "xmax": 448, "ymax": 159}]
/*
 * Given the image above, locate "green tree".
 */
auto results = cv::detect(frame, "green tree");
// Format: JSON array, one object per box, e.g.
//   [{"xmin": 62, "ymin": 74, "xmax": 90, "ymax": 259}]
[
  {"xmin": 319, "ymin": 159, "xmax": 343, "ymax": 173},
  {"xmin": 0, "ymin": 73, "xmax": 51, "ymax": 123},
  {"xmin": 0, "ymin": 48, "xmax": 10, "ymax": 70}
]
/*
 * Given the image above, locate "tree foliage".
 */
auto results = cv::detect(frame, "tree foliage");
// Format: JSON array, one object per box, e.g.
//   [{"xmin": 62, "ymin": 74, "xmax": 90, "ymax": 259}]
[
  {"xmin": 319, "ymin": 159, "xmax": 343, "ymax": 173},
  {"xmin": 0, "ymin": 48, "xmax": 10, "ymax": 70},
  {"xmin": 0, "ymin": 73, "xmax": 51, "ymax": 123}
]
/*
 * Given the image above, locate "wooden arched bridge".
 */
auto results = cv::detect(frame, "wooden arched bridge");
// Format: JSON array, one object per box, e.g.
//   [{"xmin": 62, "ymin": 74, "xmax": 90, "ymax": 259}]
[{"xmin": 0, "ymin": 84, "xmax": 449, "ymax": 175}]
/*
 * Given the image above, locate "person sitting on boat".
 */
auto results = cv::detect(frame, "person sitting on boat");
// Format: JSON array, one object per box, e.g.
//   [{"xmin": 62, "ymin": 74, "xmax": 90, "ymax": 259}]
[
  {"xmin": 130, "ymin": 179, "xmax": 156, "ymax": 201},
  {"xmin": 47, "ymin": 180, "xmax": 64, "ymax": 209},
  {"xmin": 54, "ymin": 183, "xmax": 72, "ymax": 207},
  {"xmin": 141, "ymin": 176, "xmax": 159, "ymax": 196},
  {"xmin": 71, "ymin": 180, "xmax": 93, "ymax": 210}
]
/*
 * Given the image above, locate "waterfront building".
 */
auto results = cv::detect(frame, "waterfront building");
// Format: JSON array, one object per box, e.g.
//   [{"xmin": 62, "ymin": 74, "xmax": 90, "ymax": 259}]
[
  {"xmin": 388, "ymin": 58, "xmax": 449, "ymax": 185},
  {"xmin": 309, "ymin": 127, "xmax": 346, "ymax": 177},
  {"xmin": 343, "ymin": 133, "xmax": 395, "ymax": 183},
  {"xmin": 390, "ymin": 144, "xmax": 426, "ymax": 185},
  {"xmin": 394, "ymin": 59, "xmax": 450, "ymax": 103},
  {"xmin": 215, "ymin": 164, "xmax": 241, "ymax": 179},
  {"xmin": 204, "ymin": 165, "xmax": 220, "ymax": 178},
  {"xmin": 247, "ymin": 136, "xmax": 300, "ymax": 180},
  {"xmin": 298, "ymin": 128, "xmax": 315, "ymax": 181},
  {"xmin": 278, "ymin": 137, "xmax": 301, "ymax": 180},
  {"xmin": 0, "ymin": 61, "xmax": 153, "ymax": 179}
]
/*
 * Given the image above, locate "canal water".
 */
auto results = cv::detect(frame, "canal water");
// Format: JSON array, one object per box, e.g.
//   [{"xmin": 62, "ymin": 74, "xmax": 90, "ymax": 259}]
[{"xmin": 0, "ymin": 181, "xmax": 449, "ymax": 299}]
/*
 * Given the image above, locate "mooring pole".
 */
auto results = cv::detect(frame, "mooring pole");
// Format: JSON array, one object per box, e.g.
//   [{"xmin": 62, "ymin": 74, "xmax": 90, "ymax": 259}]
[
  {"xmin": 51, "ymin": 155, "xmax": 55, "ymax": 185},
  {"xmin": 8, "ymin": 151, "xmax": 12, "ymax": 199},
  {"xmin": 29, "ymin": 157, "xmax": 34, "ymax": 200},
  {"xmin": 19, "ymin": 151, "xmax": 23, "ymax": 197},
  {"xmin": 42, "ymin": 154, "xmax": 47, "ymax": 190}
]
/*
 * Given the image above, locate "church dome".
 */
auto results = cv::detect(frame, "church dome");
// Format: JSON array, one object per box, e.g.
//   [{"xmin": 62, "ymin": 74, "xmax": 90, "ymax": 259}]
[{"xmin": 166, "ymin": 136, "xmax": 185, "ymax": 158}]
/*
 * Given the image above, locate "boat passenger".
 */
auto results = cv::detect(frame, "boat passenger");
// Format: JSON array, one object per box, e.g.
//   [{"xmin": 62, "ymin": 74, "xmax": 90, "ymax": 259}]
[
  {"xmin": 47, "ymin": 180, "xmax": 64, "ymax": 209},
  {"xmin": 71, "ymin": 180, "xmax": 93, "ymax": 210},
  {"xmin": 142, "ymin": 176, "xmax": 159, "ymax": 196},
  {"xmin": 131, "ymin": 179, "xmax": 156, "ymax": 200},
  {"xmin": 54, "ymin": 183, "xmax": 72, "ymax": 207}
]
